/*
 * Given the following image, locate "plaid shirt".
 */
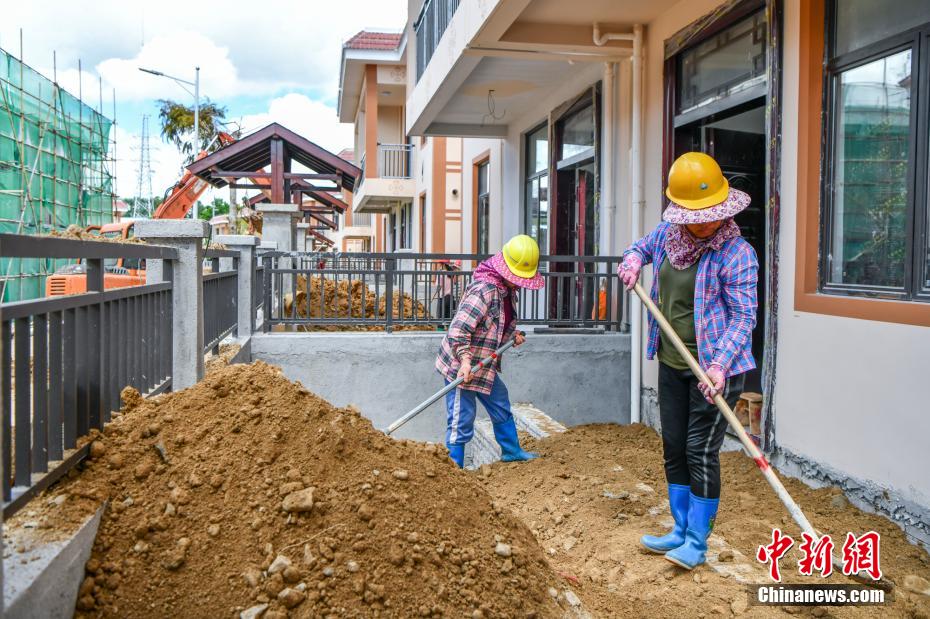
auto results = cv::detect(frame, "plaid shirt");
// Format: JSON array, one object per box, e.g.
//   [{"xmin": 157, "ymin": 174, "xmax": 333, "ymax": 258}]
[
  {"xmin": 622, "ymin": 222, "xmax": 758, "ymax": 376},
  {"xmin": 435, "ymin": 280, "xmax": 517, "ymax": 394}
]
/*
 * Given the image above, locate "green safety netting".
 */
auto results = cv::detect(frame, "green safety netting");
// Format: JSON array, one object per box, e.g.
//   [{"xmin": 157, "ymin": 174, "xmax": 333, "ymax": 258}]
[{"xmin": 0, "ymin": 47, "xmax": 115, "ymax": 301}]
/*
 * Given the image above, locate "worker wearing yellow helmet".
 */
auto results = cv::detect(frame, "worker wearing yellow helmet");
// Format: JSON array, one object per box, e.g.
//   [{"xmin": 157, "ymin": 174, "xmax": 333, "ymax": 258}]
[
  {"xmin": 435, "ymin": 235, "xmax": 544, "ymax": 467},
  {"xmin": 618, "ymin": 152, "xmax": 759, "ymax": 570}
]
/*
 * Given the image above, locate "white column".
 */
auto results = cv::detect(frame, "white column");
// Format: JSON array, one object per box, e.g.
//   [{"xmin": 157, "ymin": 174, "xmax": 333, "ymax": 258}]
[
  {"xmin": 136, "ymin": 219, "xmax": 209, "ymax": 390},
  {"xmin": 295, "ymin": 222, "xmax": 310, "ymax": 252},
  {"xmin": 216, "ymin": 234, "xmax": 260, "ymax": 337}
]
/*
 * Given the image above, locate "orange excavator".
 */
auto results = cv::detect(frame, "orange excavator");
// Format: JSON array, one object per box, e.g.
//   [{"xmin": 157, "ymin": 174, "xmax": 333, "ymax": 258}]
[{"xmin": 45, "ymin": 133, "xmax": 243, "ymax": 296}]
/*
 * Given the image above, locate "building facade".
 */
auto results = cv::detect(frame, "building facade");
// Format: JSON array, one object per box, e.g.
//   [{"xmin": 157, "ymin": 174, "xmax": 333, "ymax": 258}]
[{"xmin": 401, "ymin": 0, "xmax": 930, "ymax": 544}]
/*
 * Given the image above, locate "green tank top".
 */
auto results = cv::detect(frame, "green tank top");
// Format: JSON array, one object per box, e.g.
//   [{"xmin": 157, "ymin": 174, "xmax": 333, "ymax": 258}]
[{"xmin": 657, "ymin": 257, "xmax": 699, "ymax": 370}]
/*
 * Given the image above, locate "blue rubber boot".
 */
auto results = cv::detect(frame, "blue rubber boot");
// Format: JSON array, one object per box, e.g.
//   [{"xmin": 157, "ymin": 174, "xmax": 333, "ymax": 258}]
[
  {"xmin": 640, "ymin": 484, "xmax": 690, "ymax": 553},
  {"xmin": 665, "ymin": 493, "xmax": 720, "ymax": 570},
  {"xmin": 492, "ymin": 419, "xmax": 538, "ymax": 462},
  {"xmin": 446, "ymin": 443, "xmax": 465, "ymax": 468}
]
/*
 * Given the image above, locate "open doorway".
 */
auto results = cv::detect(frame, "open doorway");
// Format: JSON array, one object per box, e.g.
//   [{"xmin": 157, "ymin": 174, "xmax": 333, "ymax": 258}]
[{"xmin": 663, "ymin": 0, "xmax": 782, "ymax": 445}]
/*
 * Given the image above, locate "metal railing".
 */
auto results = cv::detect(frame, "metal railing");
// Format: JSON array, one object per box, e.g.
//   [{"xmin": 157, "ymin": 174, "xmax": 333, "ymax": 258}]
[
  {"xmin": 415, "ymin": 0, "xmax": 461, "ymax": 81},
  {"xmin": 261, "ymin": 251, "xmax": 623, "ymax": 332},
  {"xmin": 378, "ymin": 144, "xmax": 413, "ymax": 179},
  {"xmin": 203, "ymin": 248, "xmax": 239, "ymax": 354},
  {"xmin": 0, "ymin": 234, "xmax": 177, "ymax": 517}
]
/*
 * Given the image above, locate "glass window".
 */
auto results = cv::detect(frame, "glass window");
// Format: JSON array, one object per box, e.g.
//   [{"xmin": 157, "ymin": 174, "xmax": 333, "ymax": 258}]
[
  {"xmin": 834, "ymin": 0, "xmax": 929, "ymax": 57},
  {"xmin": 678, "ymin": 11, "xmax": 767, "ymax": 113},
  {"xmin": 559, "ymin": 106, "xmax": 595, "ymax": 161},
  {"xmin": 524, "ymin": 122, "xmax": 549, "ymax": 248},
  {"xmin": 477, "ymin": 161, "xmax": 490, "ymax": 254},
  {"xmin": 526, "ymin": 124, "xmax": 548, "ymax": 175},
  {"xmin": 822, "ymin": 2, "xmax": 930, "ymax": 300},
  {"xmin": 827, "ymin": 51, "xmax": 911, "ymax": 289}
]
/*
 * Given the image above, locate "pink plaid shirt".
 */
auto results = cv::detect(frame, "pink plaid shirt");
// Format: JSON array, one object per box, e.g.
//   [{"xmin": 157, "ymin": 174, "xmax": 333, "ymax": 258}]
[{"xmin": 435, "ymin": 279, "xmax": 517, "ymax": 394}]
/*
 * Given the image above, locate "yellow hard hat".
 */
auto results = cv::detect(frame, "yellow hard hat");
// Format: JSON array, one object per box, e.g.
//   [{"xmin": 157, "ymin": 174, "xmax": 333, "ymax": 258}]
[
  {"xmin": 665, "ymin": 152, "xmax": 730, "ymax": 210},
  {"xmin": 502, "ymin": 234, "xmax": 540, "ymax": 279}
]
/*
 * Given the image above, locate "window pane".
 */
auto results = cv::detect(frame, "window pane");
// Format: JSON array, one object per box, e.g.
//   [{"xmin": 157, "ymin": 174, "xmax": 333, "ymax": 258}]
[
  {"xmin": 828, "ymin": 50, "xmax": 912, "ymax": 289},
  {"xmin": 560, "ymin": 106, "xmax": 595, "ymax": 160},
  {"xmin": 538, "ymin": 175, "xmax": 549, "ymax": 250},
  {"xmin": 478, "ymin": 162, "xmax": 489, "ymax": 195},
  {"xmin": 526, "ymin": 179, "xmax": 541, "ymax": 240},
  {"xmin": 834, "ymin": 0, "xmax": 929, "ymax": 57},
  {"xmin": 526, "ymin": 125, "xmax": 548, "ymax": 175},
  {"xmin": 678, "ymin": 11, "xmax": 767, "ymax": 113}
]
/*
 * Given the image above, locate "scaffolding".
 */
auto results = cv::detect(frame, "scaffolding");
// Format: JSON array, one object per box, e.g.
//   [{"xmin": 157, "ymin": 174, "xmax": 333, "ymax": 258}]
[{"xmin": 0, "ymin": 44, "xmax": 116, "ymax": 302}]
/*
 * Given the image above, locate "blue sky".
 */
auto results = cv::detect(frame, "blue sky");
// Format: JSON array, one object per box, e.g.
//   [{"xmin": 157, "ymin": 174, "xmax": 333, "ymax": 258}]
[{"xmin": 3, "ymin": 0, "xmax": 407, "ymax": 198}]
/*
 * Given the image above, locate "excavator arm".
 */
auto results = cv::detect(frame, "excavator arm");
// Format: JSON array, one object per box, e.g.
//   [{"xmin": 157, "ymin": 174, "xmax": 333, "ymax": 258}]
[{"xmin": 152, "ymin": 132, "xmax": 240, "ymax": 219}]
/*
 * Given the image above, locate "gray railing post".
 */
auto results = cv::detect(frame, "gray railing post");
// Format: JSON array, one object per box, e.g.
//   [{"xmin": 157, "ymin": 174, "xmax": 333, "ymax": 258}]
[
  {"xmin": 385, "ymin": 257, "xmax": 395, "ymax": 334},
  {"xmin": 137, "ymin": 219, "xmax": 208, "ymax": 390},
  {"xmin": 258, "ymin": 204, "xmax": 298, "ymax": 297},
  {"xmin": 295, "ymin": 222, "xmax": 309, "ymax": 252},
  {"xmin": 216, "ymin": 235, "xmax": 259, "ymax": 337}
]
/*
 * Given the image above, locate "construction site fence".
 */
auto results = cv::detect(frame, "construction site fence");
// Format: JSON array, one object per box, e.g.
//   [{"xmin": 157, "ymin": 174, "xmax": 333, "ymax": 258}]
[
  {"xmin": 0, "ymin": 234, "xmax": 177, "ymax": 517},
  {"xmin": 258, "ymin": 251, "xmax": 626, "ymax": 333},
  {"xmin": 0, "ymin": 47, "xmax": 116, "ymax": 303}
]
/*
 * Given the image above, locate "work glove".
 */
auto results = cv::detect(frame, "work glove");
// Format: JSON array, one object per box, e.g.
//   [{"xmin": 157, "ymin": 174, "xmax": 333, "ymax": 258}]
[
  {"xmin": 618, "ymin": 254, "xmax": 642, "ymax": 290},
  {"xmin": 698, "ymin": 364, "xmax": 726, "ymax": 404}
]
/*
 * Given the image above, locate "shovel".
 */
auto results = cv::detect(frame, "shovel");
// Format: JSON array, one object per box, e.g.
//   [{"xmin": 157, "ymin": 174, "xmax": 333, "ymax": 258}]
[
  {"xmin": 631, "ymin": 282, "xmax": 893, "ymax": 590},
  {"xmin": 384, "ymin": 332, "xmax": 525, "ymax": 436}
]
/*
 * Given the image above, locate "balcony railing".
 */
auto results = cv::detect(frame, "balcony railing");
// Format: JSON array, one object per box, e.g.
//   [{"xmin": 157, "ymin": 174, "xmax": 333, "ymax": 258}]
[
  {"xmin": 415, "ymin": 0, "xmax": 461, "ymax": 81},
  {"xmin": 379, "ymin": 143, "xmax": 413, "ymax": 179},
  {"xmin": 260, "ymin": 251, "xmax": 625, "ymax": 333}
]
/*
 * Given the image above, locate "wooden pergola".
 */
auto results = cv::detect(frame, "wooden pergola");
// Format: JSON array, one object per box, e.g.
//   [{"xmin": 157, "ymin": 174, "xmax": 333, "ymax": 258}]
[{"xmin": 187, "ymin": 122, "xmax": 359, "ymax": 235}]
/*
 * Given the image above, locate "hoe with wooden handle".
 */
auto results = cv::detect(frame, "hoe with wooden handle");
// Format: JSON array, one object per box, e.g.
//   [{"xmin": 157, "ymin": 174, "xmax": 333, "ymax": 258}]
[{"xmin": 631, "ymin": 282, "xmax": 893, "ymax": 590}]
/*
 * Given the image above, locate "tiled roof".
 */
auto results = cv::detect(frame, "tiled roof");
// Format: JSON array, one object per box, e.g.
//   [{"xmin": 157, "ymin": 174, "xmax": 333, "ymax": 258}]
[
  {"xmin": 337, "ymin": 148, "xmax": 354, "ymax": 163},
  {"xmin": 344, "ymin": 31, "xmax": 402, "ymax": 51}
]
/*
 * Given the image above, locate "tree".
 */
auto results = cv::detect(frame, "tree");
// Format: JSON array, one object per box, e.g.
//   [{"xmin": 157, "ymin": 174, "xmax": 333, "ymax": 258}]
[
  {"xmin": 157, "ymin": 99, "xmax": 233, "ymax": 162},
  {"xmin": 197, "ymin": 197, "xmax": 230, "ymax": 221}
]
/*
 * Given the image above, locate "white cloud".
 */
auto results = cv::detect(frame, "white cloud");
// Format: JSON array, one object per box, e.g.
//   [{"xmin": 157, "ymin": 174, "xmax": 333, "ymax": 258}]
[
  {"xmin": 97, "ymin": 31, "xmax": 239, "ymax": 102},
  {"xmin": 112, "ymin": 124, "xmax": 187, "ymax": 205},
  {"xmin": 239, "ymin": 94, "xmax": 353, "ymax": 154}
]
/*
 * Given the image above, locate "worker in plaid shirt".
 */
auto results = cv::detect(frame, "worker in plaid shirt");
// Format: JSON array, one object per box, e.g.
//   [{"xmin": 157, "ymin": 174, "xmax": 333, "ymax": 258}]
[
  {"xmin": 619, "ymin": 153, "xmax": 759, "ymax": 571},
  {"xmin": 435, "ymin": 235, "xmax": 545, "ymax": 468}
]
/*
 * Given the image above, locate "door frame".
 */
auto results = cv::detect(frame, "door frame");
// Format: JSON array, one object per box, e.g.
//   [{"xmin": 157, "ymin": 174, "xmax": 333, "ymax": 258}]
[{"xmin": 662, "ymin": 0, "xmax": 783, "ymax": 451}]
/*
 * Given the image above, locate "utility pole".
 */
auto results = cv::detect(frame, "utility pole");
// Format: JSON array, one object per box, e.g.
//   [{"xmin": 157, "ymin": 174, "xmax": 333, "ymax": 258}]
[{"xmin": 134, "ymin": 114, "xmax": 154, "ymax": 217}]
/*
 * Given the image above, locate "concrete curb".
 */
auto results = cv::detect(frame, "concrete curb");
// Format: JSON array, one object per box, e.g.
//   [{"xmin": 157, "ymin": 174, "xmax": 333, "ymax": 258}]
[{"xmin": 3, "ymin": 505, "xmax": 104, "ymax": 618}]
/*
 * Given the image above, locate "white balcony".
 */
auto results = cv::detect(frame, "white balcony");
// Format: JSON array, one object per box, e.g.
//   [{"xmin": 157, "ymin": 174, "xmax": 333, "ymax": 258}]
[{"xmin": 353, "ymin": 144, "xmax": 417, "ymax": 213}]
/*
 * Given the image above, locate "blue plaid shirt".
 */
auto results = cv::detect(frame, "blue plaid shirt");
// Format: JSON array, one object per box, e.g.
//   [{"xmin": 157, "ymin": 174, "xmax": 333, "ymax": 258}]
[{"xmin": 623, "ymin": 222, "xmax": 759, "ymax": 376}]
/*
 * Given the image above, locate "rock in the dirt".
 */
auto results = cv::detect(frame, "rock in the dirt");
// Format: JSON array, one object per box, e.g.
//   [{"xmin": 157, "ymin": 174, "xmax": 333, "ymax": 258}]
[
  {"xmin": 278, "ymin": 587, "xmax": 306, "ymax": 609},
  {"xmin": 563, "ymin": 590, "xmax": 581, "ymax": 607},
  {"xmin": 730, "ymin": 597, "xmax": 748, "ymax": 615},
  {"xmin": 903, "ymin": 574, "xmax": 930, "ymax": 596},
  {"xmin": 562, "ymin": 536, "xmax": 578, "ymax": 551},
  {"xmin": 89, "ymin": 441, "xmax": 106, "ymax": 459},
  {"xmin": 207, "ymin": 524, "xmax": 220, "ymax": 537},
  {"xmin": 347, "ymin": 560, "xmax": 360, "ymax": 573},
  {"xmin": 811, "ymin": 607, "xmax": 827, "ymax": 617},
  {"xmin": 268, "ymin": 554, "xmax": 292, "ymax": 575},
  {"xmin": 392, "ymin": 469, "xmax": 409, "ymax": 481},
  {"xmin": 242, "ymin": 567, "xmax": 262, "ymax": 588},
  {"xmin": 282, "ymin": 566, "xmax": 301, "ymax": 584},
  {"xmin": 717, "ymin": 549, "xmax": 735, "ymax": 562},
  {"xmin": 281, "ymin": 487, "xmax": 315, "ymax": 513},
  {"xmin": 240, "ymin": 603, "xmax": 268, "ymax": 619},
  {"xmin": 494, "ymin": 542, "xmax": 512, "ymax": 557},
  {"xmin": 830, "ymin": 494, "xmax": 849, "ymax": 510},
  {"xmin": 133, "ymin": 462, "xmax": 154, "ymax": 480}
]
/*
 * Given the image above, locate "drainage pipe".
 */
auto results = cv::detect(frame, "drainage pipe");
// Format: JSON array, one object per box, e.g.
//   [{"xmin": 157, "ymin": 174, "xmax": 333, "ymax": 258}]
[
  {"xmin": 629, "ymin": 24, "xmax": 644, "ymax": 424},
  {"xmin": 593, "ymin": 24, "xmax": 635, "ymax": 47}
]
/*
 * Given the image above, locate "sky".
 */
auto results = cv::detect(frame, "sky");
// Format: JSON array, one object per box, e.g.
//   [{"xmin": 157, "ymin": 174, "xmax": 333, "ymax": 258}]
[{"xmin": 2, "ymin": 0, "xmax": 407, "ymax": 201}]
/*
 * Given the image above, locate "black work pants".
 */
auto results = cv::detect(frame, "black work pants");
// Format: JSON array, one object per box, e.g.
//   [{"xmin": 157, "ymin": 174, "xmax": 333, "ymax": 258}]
[{"xmin": 658, "ymin": 362, "xmax": 744, "ymax": 499}]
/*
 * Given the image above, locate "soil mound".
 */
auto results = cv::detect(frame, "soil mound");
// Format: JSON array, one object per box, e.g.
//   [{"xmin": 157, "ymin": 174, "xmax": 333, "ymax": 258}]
[
  {"xmin": 480, "ymin": 424, "xmax": 930, "ymax": 618},
  {"xmin": 57, "ymin": 362, "xmax": 562, "ymax": 618},
  {"xmin": 284, "ymin": 275, "xmax": 434, "ymax": 332}
]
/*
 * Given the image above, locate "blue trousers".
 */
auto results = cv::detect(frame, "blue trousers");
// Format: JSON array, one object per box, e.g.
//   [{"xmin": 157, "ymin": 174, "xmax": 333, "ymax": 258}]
[{"xmin": 444, "ymin": 375, "xmax": 513, "ymax": 446}]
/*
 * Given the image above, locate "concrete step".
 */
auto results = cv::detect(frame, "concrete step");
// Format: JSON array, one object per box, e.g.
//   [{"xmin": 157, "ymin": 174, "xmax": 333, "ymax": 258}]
[{"xmin": 465, "ymin": 402, "xmax": 565, "ymax": 469}]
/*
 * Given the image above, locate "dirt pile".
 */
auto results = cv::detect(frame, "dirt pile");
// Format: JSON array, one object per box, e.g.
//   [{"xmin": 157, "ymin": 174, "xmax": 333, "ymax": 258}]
[
  {"xmin": 47, "ymin": 362, "xmax": 563, "ymax": 618},
  {"xmin": 46, "ymin": 224, "xmax": 146, "ymax": 243},
  {"xmin": 479, "ymin": 424, "xmax": 930, "ymax": 618},
  {"xmin": 285, "ymin": 275, "xmax": 434, "ymax": 332}
]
